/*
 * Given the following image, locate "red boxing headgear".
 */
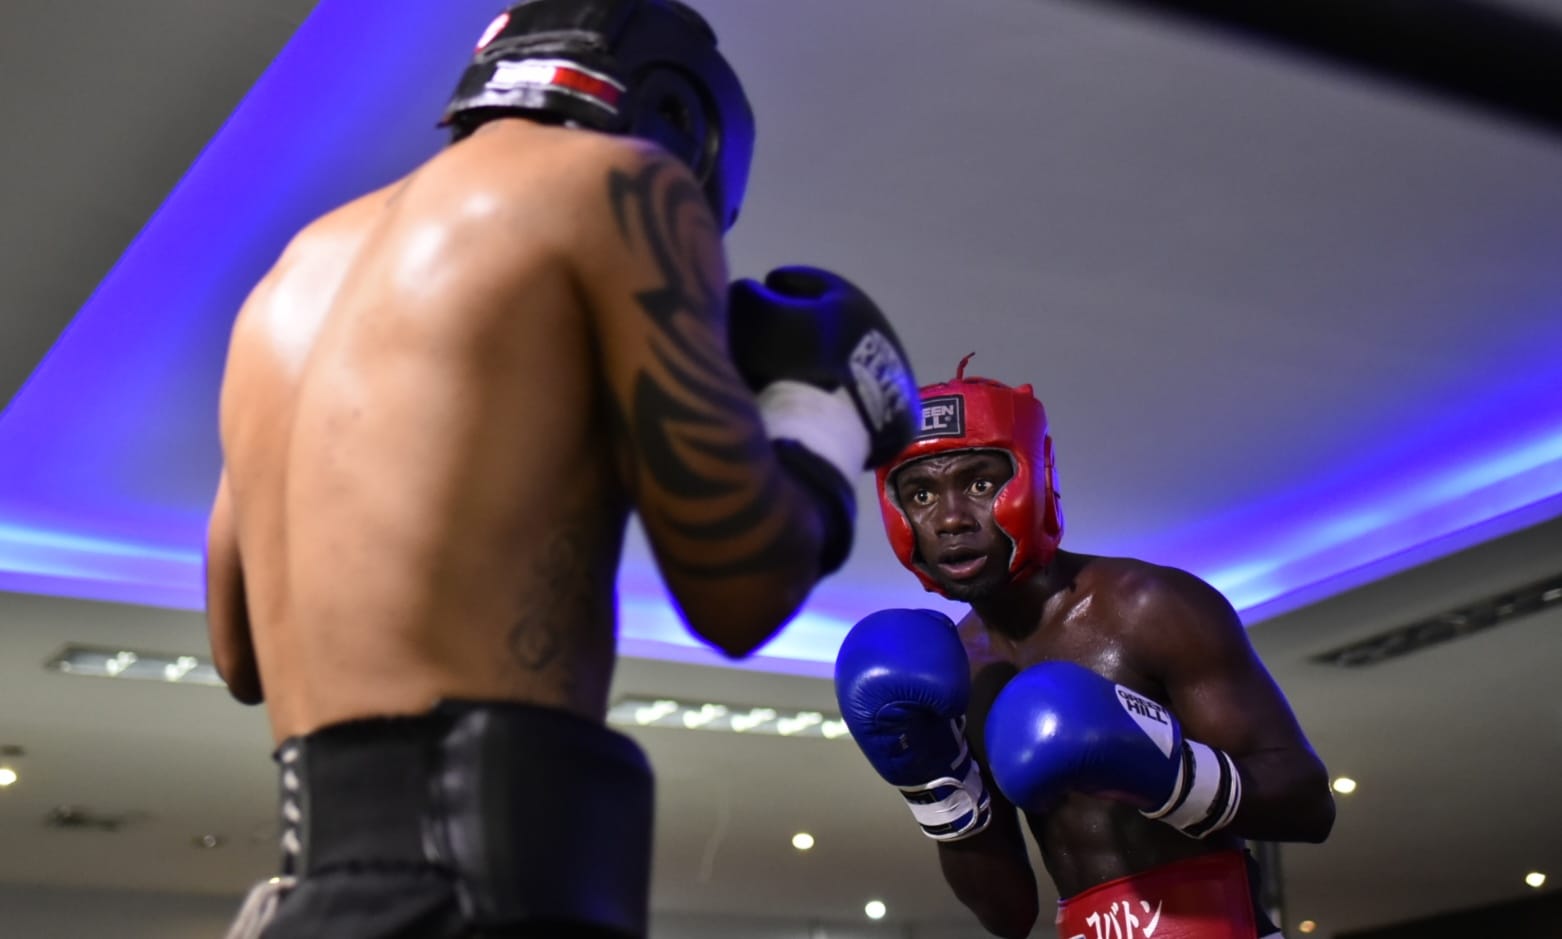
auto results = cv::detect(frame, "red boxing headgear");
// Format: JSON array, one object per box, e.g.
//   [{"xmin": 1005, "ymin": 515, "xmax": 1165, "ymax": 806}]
[{"xmin": 876, "ymin": 355, "xmax": 1064, "ymax": 595}]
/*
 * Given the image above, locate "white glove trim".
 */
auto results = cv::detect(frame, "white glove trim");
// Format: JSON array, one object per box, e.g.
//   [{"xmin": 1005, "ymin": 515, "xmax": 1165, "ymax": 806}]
[
  {"xmin": 755, "ymin": 380, "xmax": 869, "ymax": 481},
  {"xmin": 898, "ymin": 753, "xmax": 992, "ymax": 842}
]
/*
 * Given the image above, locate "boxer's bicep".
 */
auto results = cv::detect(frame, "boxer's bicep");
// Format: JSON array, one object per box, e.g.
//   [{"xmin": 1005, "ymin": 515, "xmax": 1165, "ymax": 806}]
[
  {"xmin": 1147, "ymin": 572, "xmax": 1334, "ymax": 839},
  {"xmin": 577, "ymin": 146, "xmax": 822, "ymax": 654},
  {"xmin": 1152, "ymin": 575, "xmax": 1310, "ymax": 756},
  {"xmin": 205, "ymin": 472, "xmax": 263, "ymax": 705}
]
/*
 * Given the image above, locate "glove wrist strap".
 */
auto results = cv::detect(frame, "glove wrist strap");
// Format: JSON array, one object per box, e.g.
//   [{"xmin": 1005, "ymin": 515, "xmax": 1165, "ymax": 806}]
[
  {"xmin": 1142, "ymin": 739, "xmax": 1242, "ymax": 839},
  {"xmin": 895, "ymin": 734, "xmax": 993, "ymax": 843}
]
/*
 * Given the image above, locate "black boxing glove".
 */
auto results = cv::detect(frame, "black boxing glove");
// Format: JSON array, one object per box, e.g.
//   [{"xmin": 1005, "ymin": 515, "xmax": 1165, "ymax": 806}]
[{"xmin": 728, "ymin": 267, "xmax": 921, "ymax": 574}]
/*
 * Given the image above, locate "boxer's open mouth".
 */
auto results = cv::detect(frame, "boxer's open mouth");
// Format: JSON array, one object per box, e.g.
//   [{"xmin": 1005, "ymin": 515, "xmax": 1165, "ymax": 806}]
[{"xmin": 936, "ymin": 548, "xmax": 988, "ymax": 580}]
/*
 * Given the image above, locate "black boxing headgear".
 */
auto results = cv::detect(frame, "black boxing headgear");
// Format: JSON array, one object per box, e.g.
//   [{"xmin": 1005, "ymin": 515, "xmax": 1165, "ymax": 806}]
[{"xmin": 440, "ymin": 0, "xmax": 755, "ymax": 231}]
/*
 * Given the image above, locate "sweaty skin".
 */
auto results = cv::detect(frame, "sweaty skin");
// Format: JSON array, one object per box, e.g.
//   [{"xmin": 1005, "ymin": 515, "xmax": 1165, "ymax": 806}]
[
  {"xmin": 206, "ymin": 119, "xmax": 829, "ymax": 745},
  {"xmin": 890, "ymin": 450, "xmax": 1335, "ymax": 938}
]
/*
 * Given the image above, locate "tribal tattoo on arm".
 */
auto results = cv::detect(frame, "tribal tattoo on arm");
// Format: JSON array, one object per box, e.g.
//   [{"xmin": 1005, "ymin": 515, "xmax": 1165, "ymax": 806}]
[{"xmin": 604, "ymin": 157, "xmax": 801, "ymax": 578}]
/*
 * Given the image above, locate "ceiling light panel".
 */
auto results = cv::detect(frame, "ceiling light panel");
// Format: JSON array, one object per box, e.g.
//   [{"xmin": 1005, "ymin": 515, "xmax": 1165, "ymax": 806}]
[{"xmin": 608, "ymin": 696, "xmax": 849, "ymax": 740}]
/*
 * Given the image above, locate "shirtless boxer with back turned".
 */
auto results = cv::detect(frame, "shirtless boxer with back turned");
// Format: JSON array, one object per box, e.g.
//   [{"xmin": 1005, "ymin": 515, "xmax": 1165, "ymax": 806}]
[
  {"xmin": 834, "ymin": 357, "xmax": 1333, "ymax": 939},
  {"xmin": 206, "ymin": 3, "xmax": 920, "ymax": 936}
]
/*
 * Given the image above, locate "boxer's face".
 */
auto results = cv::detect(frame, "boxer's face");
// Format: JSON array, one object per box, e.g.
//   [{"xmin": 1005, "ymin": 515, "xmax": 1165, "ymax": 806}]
[{"xmin": 891, "ymin": 450, "xmax": 1016, "ymax": 601}]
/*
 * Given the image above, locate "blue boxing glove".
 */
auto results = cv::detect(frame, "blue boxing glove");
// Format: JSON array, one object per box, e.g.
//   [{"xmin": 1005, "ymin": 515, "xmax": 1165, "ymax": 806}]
[
  {"xmin": 834, "ymin": 609, "xmax": 992, "ymax": 842},
  {"xmin": 984, "ymin": 661, "xmax": 1242, "ymax": 839},
  {"xmin": 728, "ymin": 268, "xmax": 921, "ymax": 574}
]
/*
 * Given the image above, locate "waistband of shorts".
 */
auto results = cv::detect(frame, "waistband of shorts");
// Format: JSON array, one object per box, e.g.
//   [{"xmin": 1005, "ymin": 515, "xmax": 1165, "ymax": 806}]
[
  {"xmin": 272, "ymin": 699, "xmax": 654, "ymax": 935},
  {"xmin": 273, "ymin": 699, "xmax": 647, "ymax": 874},
  {"xmin": 1057, "ymin": 850, "xmax": 1262, "ymax": 939}
]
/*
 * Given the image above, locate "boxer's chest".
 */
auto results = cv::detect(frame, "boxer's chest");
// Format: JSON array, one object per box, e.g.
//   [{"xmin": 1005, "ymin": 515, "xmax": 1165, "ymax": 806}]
[{"xmin": 1007, "ymin": 603, "xmax": 1165, "ymax": 704}]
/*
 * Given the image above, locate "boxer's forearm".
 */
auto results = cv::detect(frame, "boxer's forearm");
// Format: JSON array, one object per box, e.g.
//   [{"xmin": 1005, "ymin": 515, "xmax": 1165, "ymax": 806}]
[
  {"xmin": 655, "ymin": 471, "xmax": 838, "ymax": 659},
  {"xmin": 1227, "ymin": 748, "xmax": 1335, "ymax": 843},
  {"xmin": 936, "ymin": 819, "xmax": 1038, "ymax": 939}
]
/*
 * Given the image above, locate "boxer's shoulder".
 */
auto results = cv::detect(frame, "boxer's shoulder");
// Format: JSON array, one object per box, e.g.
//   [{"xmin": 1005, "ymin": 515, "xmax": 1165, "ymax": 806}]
[
  {"xmin": 1073, "ymin": 556, "xmax": 1226, "ymax": 622},
  {"xmin": 1074, "ymin": 557, "xmax": 1246, "ymax": 672},
  {"xmin": 265, "ymin": 184, "xmax": 396, "ymax": 273},
  {"xmin": 998, "ymin": 556, "xmax": 1243, "ymax": 682},
  {"xmin": 227, "ymin": 184, "xmax": 397, "ymax": 346},
  {"xmin": 437, "ymin": 123, "xmax": 698, "ymax": 212},
  {"xmin": 439, "ymin": 126, "xmax": 719, "ymax": 286}
]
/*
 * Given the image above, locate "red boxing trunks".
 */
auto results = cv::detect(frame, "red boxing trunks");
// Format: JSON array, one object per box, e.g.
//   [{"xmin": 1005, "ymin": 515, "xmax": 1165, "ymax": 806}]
[{"xmin": 1055, "ymin": 850, "xmax": 1271, "ymax": 939}]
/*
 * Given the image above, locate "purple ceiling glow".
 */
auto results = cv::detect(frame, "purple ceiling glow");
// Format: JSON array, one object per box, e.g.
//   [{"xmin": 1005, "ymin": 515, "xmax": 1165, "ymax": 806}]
[{"xmin": 0, "ymin": 0, "xmax": 1558, "ymax": 677}]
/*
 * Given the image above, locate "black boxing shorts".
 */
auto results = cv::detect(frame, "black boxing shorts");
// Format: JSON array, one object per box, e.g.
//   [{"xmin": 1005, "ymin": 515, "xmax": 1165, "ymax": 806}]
[{"xmin": 227, "ymin": 700, "xmax": 653, "ymax": 939}]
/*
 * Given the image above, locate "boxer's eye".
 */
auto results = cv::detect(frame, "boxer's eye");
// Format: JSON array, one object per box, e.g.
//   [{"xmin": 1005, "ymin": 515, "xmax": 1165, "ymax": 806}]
[
  {"xmin": 969, "ymin": 479, "xmax": 994, "ymax": 496},
  {"xmin": 909, "ymin": 488, "xmax": 934, "ymax": 507}
]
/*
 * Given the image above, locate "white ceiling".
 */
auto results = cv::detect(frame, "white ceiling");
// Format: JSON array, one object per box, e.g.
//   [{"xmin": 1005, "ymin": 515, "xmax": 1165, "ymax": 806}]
[{"xmin": 2, "ymin": 1, "xmax": 1561, "ymax": 936}]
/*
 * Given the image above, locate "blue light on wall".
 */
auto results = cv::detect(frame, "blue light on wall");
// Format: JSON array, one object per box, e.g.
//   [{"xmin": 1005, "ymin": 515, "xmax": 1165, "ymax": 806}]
[
  {"xmin": 0, "ymin": 0, "xmax": 493, "ymax": 605},
  {"xmin": 1208, "ymin": 424, "xmax": 1562, "ymax": 621}
]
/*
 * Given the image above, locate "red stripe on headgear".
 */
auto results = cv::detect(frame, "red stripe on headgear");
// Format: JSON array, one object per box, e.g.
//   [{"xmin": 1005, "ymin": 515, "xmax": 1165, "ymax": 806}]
[{"xmin": 546, "ymin": 64, "xmax": 624, "ymax": 108}]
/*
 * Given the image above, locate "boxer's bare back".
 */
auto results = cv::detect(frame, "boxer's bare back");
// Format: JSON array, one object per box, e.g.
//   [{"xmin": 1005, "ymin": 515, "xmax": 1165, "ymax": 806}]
[{"xmin": 207, "ymin": 119, "xmax": 819, "ymax": 744}]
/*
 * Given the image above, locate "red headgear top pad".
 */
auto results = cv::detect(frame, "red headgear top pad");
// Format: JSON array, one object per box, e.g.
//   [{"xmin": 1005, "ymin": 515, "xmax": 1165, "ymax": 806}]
[{"xmin": 876, "ymin": 355, "xmax": 1063, "ymax": 595}]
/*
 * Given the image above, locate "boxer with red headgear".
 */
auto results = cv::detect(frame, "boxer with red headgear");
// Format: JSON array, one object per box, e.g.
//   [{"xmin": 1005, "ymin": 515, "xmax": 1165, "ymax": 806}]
[
  {"xmin": 835, "ymin": 357, "xmax": 1334, "ymax": 939},
  {"xmin": 208, "ymin": 3, "xmax": 920, "ymax": 937},
  {"xmin": 877, "ymin": 354, "xmax": 1064, "ymax": 597}
]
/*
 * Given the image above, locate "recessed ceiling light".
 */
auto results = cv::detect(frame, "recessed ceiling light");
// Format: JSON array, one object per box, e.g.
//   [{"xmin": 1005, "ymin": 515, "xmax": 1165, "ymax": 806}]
[
  {"xmin": 1331, "ymin": 776, "xmax": 1357, "ymax": 795},
  {"xmin": 608, "ymin": 696, "xmax": 847, "ymax": 739},
  {"xmin": 45, "ymin": 645, "xmax": 221, "ymax": 687},
  {"xmin": 193, "ymin": 834, "xmax": 225, "ymax": 849},
  {"xmin": 1525, "ymin": 871, "xmax": 1546, "ymax": 889},
  {"xmin": 1298, "ymin": 920, "xmax": 1317, "ymax": 934},
  {"xmin": 791, "ymin": 832, "xmax": 815, "ymax": 851},
  {"xmin": 864, "ymin": 900, "xmax": 886, "ymax": 921},
  {"xmin": 0, "ymin": 768, "xmax": 17, "ymax": 788},
  {"xmin": 46, "ymin": 805, "xmax": 144, "ymax": 832}
]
